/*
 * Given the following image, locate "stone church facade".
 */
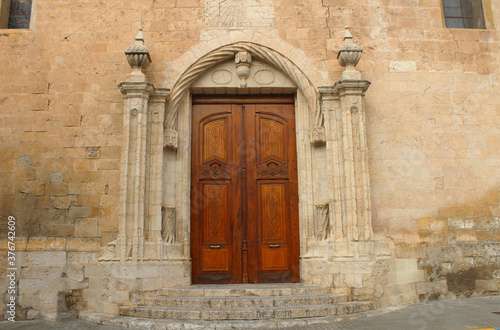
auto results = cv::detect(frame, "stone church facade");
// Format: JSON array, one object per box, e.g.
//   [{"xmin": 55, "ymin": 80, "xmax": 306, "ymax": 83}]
[{"xmin": 0, "ymin": 0, "xmax": 499, "ymax": 325}]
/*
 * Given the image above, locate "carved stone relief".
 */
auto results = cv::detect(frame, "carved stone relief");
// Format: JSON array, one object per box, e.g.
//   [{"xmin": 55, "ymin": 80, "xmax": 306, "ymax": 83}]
[
  {"xmin": 164, "ymin": 128, "xmax": 178, "ymax": 149},
  {"xmin": 191, "ymin": 59, "xmax": 295, "ymax": 90},
  {"xmin": 211, "ymin": 69, "xmax": 233, "ymax": 85},
  {"xmin": 254, "ymin": 70, "xmax": 275, "ymax": 85},
  {"xmin": 204, "ymin": 0, "xmax": 275, "ymax": 28},
  {"xmin": 162, "ymin": 206, "xmax": 176, "ymax": 244},
  {"xmin": 235, "ymin": 51, "xmax": 252, "ymax": 87},
  {"xmin": 165, "ymin": 42, "xmax": 319, "ymax": 132},
  {"xmin": 315, "ymin": 204, "xmax": 330, "ymax": 240}
]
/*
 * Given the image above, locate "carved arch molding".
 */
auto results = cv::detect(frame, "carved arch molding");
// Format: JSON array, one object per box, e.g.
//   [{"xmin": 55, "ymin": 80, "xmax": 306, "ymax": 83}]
[
  {"xmin": 114, "ymin": 39, "xmax": 373, "ymax": 264},
  {"xmin": 163, "ymin": 42, "xmax": 324, "ymax": 148}
]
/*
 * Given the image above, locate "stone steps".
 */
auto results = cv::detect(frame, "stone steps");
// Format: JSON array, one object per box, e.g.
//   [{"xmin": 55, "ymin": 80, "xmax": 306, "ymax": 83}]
[
  {"xmin": 161, "ymin": 283, "xmax": 332, "ymax": 297},
  {"xmin": 144, "ymin": 293, "xmax": 348, "ymax": 308},
  {"xmin": 120, "ymin": 301, "xmax": 374, "ymax": 320},
  {"xmin": 119, "ymin": 284, "xmax": 375, "ymax": 324}
]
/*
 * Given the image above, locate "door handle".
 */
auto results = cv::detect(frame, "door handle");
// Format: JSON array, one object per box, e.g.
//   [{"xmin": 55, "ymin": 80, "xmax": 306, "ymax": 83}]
[
  {"xmin": 269, "ymin": 244, "xmax": 280, "ymax": 248},
  {"xmin": 210, "ymin": 245, "xmax": 221, "ymax": 249}
]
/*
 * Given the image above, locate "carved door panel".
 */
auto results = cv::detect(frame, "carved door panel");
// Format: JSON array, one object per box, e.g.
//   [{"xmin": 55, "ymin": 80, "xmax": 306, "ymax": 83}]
[
  {"xmin": 191, "ymin": 97, "xmax": 299, "ymax": 284},
  {"xmin": 191, "ymin": 103, "xmax": 241, "ymax": 284}
]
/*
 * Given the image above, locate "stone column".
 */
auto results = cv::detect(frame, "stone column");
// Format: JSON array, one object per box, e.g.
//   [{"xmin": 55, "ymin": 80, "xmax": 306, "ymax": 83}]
[
  {"xmin": 144, "ymin": 89, "xmax": 170, "ymax": 260},
  {"xmin": 117, "ymin": 82, "xmax": 154, "ymax": 262},
  {"xmin": 335, "ymin": 80, "xmax": 372, "ymax": 242},
  {"xmin": 319, "ymin": 87, "xmax": 342, "ymax": 240},
  {"xmin": 334, "ymin": 26, "xmax": 373, "ymax": 242},
  {"xmin": 319, "ymin": 27, "xmax": 373, "ymax": 244},
  {"xmin": 116, "ymin": 28, "xmax": 155, "ymax": 262}
]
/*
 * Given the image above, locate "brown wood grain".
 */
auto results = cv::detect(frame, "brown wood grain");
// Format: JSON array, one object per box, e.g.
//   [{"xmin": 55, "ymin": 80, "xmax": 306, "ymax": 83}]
[{"xmin": 191, "ymin": 97, "xmax": 299, "ymax": 284}]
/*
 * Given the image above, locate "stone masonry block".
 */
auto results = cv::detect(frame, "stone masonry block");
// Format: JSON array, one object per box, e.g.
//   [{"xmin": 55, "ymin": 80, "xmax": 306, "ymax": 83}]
[
  {"xmin": 27, "ymin": 237, "xmax": 47, "ymax": 251},
  {"xmin": 66, "ymin": 238, "xmax": 101, "ymax": 252},
  {"xmin": 111, "ymin": 265, "xmax": 138, "ymax": 279},
  {"xmin": 390, "ymin": 259, "xmax": 420, "ymax": 272},
  {"xmin": 141, "ymin": 277, "xmax": 162, "ymax": 291},
  {"xmin": 45, "ymin": 237, "xmax": 67, "ymax": 250},
  {"xmin": 89, "ymin": 277, "xmax": 103, "ymax": 291},
  {"xmin": 389, "ymin": 270, "xmax": 425, "ymax": 285},
  {"xmin": 84, "ymin": 265, "xmax": 101, "ymax": 278},
  {"xmin": 416, "ymin": 280, "xmax": 448, "ymax": 295},
  {"xmin": 475, "ymin": 279, "xmax": 499, "ymax": 293},
  {"xmin": 137, "ymin": 264, "xmax": 160, "ymax": 278},
  {"xmin": 74, "ymin": 218, "xmax": 98, "ymax": 237},
  {"xmin": 20, "ymin": 266, "xmax": 63, "ymax": 279},
  {"xmin": 21, "ymin": 251, "xmax": 67, "ymax": 267},
  {"xmin": 102, "ymin": 302, "xmax": 119, "ymax": 316},
  {"xmin": 69, "ymin": 206, "xmax": 100, "ymax": 218}
]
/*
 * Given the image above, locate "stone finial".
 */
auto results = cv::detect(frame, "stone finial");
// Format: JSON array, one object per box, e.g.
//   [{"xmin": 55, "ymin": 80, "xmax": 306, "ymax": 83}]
[
  {"xmin": 337, "ymin": 26, "xmax": 363, "ymax": 80},
  {"xmin": 125, "ymin": 27, "xmax": 152, "ymax": 82},
  {"xmin": 235, "ymin": 51, "xmax": 252, "ymax": 88},
  {"xmin": 343, "ymin": 25, "xmax": 353, "ymax": 43}
]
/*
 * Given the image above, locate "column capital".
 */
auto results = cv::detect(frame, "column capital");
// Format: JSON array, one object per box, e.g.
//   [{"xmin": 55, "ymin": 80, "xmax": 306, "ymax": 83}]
[
  {"xmin": 118, "ymin": 82, "xmax": 155, "ymax": 99},
  {"xmin": 150, "ymin": 88, "xmax": 170, "ymax": 103},
  {"xmin": 318, "ymin": 86, "xmax": 340, "ymax": 100},
  {"xmin": 334, "ymin": 80, "xmax": 371, "ymax": 96}
]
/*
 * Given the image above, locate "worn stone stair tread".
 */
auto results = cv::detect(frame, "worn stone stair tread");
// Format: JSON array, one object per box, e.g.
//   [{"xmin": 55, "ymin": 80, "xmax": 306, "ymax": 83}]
[
  {"xmin": 161, "ymin": 284, "xmax": 332, "ymax": 297},
  {"xmin": 81, "ymin": 310, "xmax": 379, "ymax": 329},
  {"xmin": 143, "ymin": 293, "xmax": 349, "ymax": 308},
  {"xmin": 126, "ymin": 301, "xmax": 371, "ymax": 311},
  {"xmin": 120, "ymin": 301, "xmax": 374, "ymax": 320},
  {"xmin": 148, "ymin": 293, "xmax": 346, "ymax": 300}
]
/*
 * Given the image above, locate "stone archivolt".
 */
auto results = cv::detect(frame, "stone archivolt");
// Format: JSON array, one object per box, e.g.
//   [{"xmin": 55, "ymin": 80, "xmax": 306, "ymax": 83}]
[{"xmin": 163, "ymin": 41, "xmax": 322, "ymax": 138}]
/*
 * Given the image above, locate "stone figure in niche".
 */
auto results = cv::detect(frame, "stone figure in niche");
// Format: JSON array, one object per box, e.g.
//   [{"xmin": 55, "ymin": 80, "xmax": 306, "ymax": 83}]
[
  {"xmin": 315, "ymin": 204, "xmax": 330, "ymax": 240},
  {"xmin": 162, "ymin": 206, "xmax": 176, "ymax": 243}
]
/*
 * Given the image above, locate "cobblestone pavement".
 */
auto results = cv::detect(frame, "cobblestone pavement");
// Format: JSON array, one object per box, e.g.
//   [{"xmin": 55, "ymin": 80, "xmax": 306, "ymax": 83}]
[{"xmin": 1, "ymin": 296, "xmax": 499, "ymax": 330}]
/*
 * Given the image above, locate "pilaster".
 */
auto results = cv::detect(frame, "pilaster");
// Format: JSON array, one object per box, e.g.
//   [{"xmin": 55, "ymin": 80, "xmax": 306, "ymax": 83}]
[
  {"xmin": 318, "ymin": 27, "xmax": 373, "ymax": 246},
  {"xmin": 145, "ymin": 88, "xmax": 170, "ymax": 260},
  {"xmin": 335, "ymin": 79, "xmax": 372, "ymax": 242},
  {"xmin": 117, "ymin": 82, "xmax": 154, "ymax": 262},
  {"xmin": 319, "ymin": 87, "xmax": 343, "ymax": 240}
]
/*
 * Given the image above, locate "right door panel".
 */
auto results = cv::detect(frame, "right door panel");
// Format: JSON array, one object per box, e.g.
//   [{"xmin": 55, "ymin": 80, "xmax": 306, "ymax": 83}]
[{"xmin": 246, "ymin": 103, "xmax": 300, "ymax": 283}]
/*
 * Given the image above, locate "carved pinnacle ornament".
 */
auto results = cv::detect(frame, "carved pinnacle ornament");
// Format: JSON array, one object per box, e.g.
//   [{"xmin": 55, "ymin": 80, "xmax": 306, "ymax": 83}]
[
  {"xmin": 125, "ymin": 27, "xmax": 152, "ymax": 82},
  {"xmin": 337, "ymin": 26, "xmax": 363, "ymax": 80}
]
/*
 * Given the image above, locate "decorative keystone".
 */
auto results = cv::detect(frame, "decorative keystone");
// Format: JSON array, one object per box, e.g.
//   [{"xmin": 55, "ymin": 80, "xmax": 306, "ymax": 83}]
[
  {"xmin": 337, "ymin": 26, "xmax": 363, "ymax": 80},
  {"xmin": 125, "ymin": 27, "xmax": 152, "ymax": 82},
  {"xmin": 235, "ymin": 51, "xmax": 252, "ymax": 88}
]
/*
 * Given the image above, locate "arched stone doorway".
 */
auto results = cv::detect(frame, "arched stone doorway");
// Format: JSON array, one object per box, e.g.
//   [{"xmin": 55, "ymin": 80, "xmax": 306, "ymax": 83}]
[
  {"xmin": 114, "ymin": 32, "xmax": 374, "ymax": 291},
  {"xmin": 162, "ymin": 42, "xmax": 322, "ymax": 285}
]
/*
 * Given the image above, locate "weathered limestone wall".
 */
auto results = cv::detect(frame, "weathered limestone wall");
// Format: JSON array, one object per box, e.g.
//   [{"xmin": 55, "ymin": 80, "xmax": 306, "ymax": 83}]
[{"xmin": 0, "ymin": 0, "xmax": 499, "ymax": 320}]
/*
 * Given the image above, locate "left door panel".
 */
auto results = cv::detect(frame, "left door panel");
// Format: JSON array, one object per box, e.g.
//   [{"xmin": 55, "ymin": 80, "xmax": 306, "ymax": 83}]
[{"xmin": 191, "ymin": 104, "xmax": 241, "ymax": 284}]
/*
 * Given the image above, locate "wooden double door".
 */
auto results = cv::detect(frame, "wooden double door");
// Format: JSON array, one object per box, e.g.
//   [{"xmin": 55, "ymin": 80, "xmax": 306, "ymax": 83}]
[{"xmin": 190, "ymin": 96, "xmax": 300, "ymax": 284}]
